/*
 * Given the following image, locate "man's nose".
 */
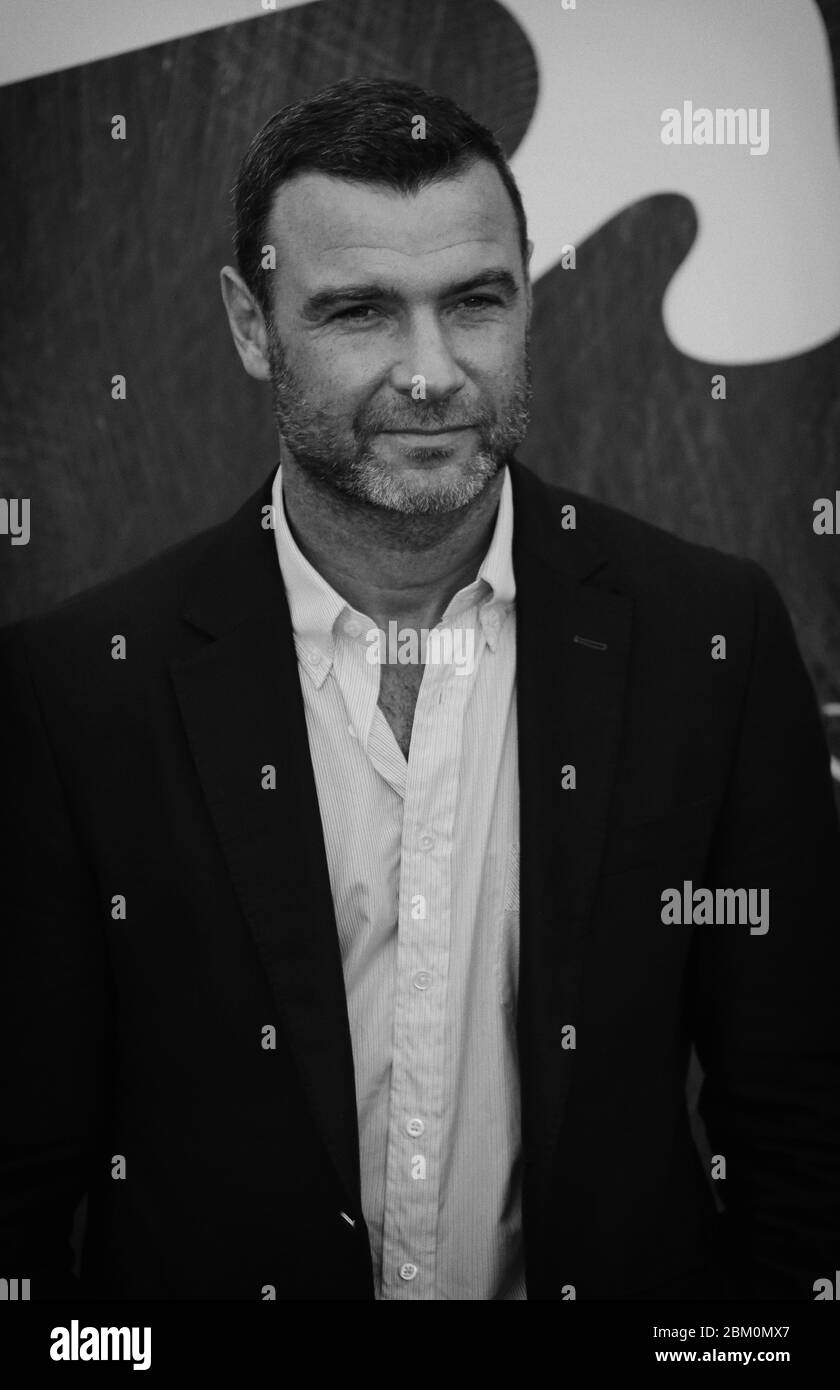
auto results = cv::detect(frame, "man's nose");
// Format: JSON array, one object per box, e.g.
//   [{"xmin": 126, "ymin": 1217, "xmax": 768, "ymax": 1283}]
[{"xmin": 389, "ymin": 313, "xmax": 467, "ymax": 401}]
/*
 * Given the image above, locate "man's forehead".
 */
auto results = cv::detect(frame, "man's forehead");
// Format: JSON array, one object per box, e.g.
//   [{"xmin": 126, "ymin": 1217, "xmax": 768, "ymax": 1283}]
[{"xmin": 265, "ymin": 163, "xmax": 520, "ymax": 279}]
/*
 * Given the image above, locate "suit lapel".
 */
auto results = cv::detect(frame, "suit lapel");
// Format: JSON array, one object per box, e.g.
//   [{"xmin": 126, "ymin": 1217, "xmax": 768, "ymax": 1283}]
[
  {"xmin": 169, "ymin": 471, "xmax": 363, "ymax": 1215},
  {"xmin": 509, "ymin": 461, "xmax": 633, "ymax": 1191}
]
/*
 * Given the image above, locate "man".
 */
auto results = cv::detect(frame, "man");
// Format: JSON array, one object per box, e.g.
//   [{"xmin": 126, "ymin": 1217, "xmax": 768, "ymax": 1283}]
[{"xmin": 1, "ymin": 77, "xmax": 838, "ymax": 1302}]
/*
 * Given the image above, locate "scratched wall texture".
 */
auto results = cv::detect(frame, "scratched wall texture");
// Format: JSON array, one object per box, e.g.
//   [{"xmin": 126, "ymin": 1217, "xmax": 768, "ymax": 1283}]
[{"xmin": 0, "ymin": 0, "xmax": 838, "ymax": 792}]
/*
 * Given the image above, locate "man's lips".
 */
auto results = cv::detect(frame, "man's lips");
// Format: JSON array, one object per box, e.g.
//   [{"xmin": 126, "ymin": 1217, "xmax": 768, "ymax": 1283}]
[{"xmin": 377, "ymin": 425, "xmax": 477, "ymax": 435}]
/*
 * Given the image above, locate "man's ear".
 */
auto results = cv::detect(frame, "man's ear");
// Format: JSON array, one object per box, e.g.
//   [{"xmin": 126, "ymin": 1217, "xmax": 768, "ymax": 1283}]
[{"xmin": 219, "ymin": 266, "xmax": 272, "ymax": 382}]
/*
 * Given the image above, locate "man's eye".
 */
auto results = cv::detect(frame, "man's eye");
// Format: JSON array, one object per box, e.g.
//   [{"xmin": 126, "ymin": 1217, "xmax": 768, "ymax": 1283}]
[
  {"xmin": 456, "ymin": 295, "xmax": 502, "ymax": 310},
  {"xmin": 334, "ymin": 305, "xmax": 380, "ymax": 321}
]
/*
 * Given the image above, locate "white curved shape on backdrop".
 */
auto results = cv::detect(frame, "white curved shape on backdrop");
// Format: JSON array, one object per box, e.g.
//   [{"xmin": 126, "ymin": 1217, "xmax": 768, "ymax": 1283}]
[{"xmin": 506, "ymin": 0, "xmax": 840, "ymax": 363}]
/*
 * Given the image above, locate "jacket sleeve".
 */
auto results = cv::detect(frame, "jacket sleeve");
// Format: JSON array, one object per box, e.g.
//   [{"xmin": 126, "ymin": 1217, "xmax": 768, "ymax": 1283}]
[
  {"xmin": 690, "ymin": 561, "xmax": 840, "ymax": 1299},
  {"xmin": 0, "ymin": 624, "xmax": 110, "ymax": 1299}
]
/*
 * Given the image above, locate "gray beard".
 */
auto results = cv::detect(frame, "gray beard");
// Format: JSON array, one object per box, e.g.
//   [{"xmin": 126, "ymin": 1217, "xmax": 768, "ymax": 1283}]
[{"xmin": 266, "ymin": 322, "xmax": 532, "ymax": 516}]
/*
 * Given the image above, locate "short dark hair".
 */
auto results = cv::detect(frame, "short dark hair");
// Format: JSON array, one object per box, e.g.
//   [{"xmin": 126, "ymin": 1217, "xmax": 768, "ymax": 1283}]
[{"xmin": 232, "ymin": 77, "xmax": 529, "ymax": 316}]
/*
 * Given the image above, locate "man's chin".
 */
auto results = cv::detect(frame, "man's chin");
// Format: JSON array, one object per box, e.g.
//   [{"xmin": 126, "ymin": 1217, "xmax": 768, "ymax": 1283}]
[{"xmin": 353, "ymin": 448, "xmax": 501, "ymax": 515}]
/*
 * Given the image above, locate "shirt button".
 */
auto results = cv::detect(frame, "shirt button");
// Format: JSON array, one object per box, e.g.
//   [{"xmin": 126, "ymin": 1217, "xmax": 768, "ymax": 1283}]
[
  {"xmin": 406, "ymin": 1118, "xmax": 425, "ymax": 1137},
  {"xmin": 418, "ymin": 833, "xmax": 434, "ymax": 851},
  {"xmin": 344, "ymin": 617, "xmax": 363, "ymax": 637},
  {"xmin": 310, "ymin": 648, "xmax": 323, "ymax": 665},
  {"xmin": 399, "ymin": 1263, "xmax": 418, "ymax": 1281},
  {"xmin": 413, "ymin": 971, "xmax": 432, "ymax": 990}
]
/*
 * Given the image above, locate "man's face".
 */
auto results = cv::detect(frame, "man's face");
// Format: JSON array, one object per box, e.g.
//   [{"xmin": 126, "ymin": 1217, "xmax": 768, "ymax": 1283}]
[{"xmin": 262, "ymin": 159, "xmax": 532, "ymax": 514}]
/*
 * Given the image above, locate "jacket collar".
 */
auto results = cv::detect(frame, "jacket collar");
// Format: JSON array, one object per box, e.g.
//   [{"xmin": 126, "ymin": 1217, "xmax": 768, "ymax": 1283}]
[{"xmin": 180, "ymin": 456, "xmax": 610, "ymax": 641}]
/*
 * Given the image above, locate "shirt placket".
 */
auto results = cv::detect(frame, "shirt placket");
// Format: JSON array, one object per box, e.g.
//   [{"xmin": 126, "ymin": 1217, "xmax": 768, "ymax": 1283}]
[{"xmin": 378, "ymin": 617, "xmax": 483, "ymax": 1299}]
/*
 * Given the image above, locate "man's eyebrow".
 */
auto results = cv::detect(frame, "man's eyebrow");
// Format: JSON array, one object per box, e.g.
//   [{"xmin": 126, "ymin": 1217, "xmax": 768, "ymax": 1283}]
[{"xmin": 301, "ymin": 268, "xmax": 520, "ymax": 318}]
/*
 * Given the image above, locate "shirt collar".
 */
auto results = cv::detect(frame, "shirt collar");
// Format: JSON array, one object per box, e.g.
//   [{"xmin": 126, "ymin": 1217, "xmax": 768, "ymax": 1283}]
[{"xmin": 271, "ymin": 462, "xmax": 516, "ymax": 686}]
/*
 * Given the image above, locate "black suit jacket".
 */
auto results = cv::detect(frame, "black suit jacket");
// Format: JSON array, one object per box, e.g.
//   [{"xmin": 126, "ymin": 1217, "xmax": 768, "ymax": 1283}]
[{"xmin": 1, "ymin": 459, "xmax": 838, "ymax": 1300}]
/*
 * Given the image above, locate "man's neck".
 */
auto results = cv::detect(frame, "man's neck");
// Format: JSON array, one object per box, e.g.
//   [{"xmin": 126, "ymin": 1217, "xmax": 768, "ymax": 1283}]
[{"xmin": 279, "ymin": 451, "xmax": 505, "ymax": 633}]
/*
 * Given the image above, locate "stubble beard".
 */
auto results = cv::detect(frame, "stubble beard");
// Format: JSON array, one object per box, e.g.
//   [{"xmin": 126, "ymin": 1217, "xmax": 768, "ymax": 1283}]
[{"xmin": 265, "ymin": 317, "xmax": 532, "ymax": 516}]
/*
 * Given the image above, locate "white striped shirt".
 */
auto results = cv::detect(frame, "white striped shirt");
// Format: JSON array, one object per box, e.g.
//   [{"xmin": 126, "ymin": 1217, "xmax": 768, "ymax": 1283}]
[{"xmin": 271, "ymin": 462, "xmax": 525, "ymax": 1300}]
